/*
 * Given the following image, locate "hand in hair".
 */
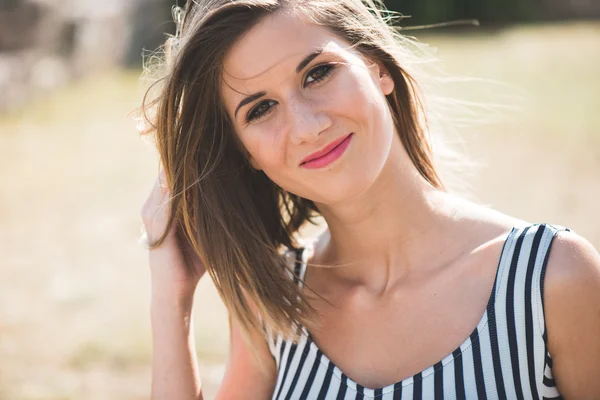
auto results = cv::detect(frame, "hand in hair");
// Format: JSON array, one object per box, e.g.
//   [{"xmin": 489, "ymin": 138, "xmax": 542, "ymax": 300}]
[{"xmin": 141, "ymin": 167, "xmax": 206, "ymax": 302}]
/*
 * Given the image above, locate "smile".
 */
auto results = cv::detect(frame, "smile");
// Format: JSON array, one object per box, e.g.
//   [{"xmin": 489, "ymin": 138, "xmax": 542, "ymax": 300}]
[{"xmin": 300, "ymin": 133, "xmax": 354, "ymax": 169}]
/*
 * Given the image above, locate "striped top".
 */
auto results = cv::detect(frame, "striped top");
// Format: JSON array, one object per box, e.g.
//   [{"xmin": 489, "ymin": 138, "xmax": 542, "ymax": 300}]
[{"xmin": 264, "ymin": 223, "xmax": 569, "ymax": 400}]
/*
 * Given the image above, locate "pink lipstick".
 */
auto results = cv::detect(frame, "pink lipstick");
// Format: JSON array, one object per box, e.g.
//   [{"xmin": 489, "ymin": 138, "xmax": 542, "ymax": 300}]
[{"xmin": 300, "ymin": 133, "xmax": 353, "ymax": 169}]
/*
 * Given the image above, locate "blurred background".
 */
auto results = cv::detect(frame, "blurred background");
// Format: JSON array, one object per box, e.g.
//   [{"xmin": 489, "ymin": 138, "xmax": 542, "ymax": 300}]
[{"xmin": 0, "ymin": 0, "xmax": 598, "ymax": 399}]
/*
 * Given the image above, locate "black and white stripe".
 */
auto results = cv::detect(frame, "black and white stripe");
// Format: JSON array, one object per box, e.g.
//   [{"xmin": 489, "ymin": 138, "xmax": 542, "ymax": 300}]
[{"xmin": 265, "ymin": 223, "xmax": 568, "ymax": 399}]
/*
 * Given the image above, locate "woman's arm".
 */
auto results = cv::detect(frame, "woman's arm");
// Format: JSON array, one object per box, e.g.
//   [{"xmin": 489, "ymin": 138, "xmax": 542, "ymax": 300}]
[
  {"xmin": 215, "ymin": 313, "xmax": 277, "ymax": 399},
  {"xmin": 144, "ymin": 170, "xmax": 276, "ymax": 399},
  {"xmin": 544, "ymin": 230, "xmax": 600, "ymax": 399},
  {"xmin": 149, "ymin": 251, "xmax": 277, "ymax": 400},
  {"xmin": 143, "ymin": 171, "xmax": 205, "ymax": 399},
  {"xmin": 150, "ymin": 247, "xmax": 203, "ymax": 400}
]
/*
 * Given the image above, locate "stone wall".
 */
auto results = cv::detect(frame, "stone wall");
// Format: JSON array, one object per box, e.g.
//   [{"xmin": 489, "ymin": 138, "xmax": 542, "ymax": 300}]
[
  {"xmin": 0, "ymin": 0, "xmax": 598, "ymax": 113},
  {"xmin": 0, "ymin": 0, "xmax": 132, "ymax": 113}
]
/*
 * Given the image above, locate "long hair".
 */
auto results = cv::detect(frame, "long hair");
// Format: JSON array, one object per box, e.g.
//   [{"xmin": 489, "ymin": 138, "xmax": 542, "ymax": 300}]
[{"xmin": 140, "ymin": 0, "xmax": 445, "ymax": 342}]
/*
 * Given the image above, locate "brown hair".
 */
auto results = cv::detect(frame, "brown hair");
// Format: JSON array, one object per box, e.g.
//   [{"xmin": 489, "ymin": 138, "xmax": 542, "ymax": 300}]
[{"xmin": 140, "ymin": 0, "xmax": 445, "ymax": 342}]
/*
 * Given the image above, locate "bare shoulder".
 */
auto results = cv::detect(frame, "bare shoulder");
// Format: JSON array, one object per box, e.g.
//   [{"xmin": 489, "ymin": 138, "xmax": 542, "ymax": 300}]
[
  {"xmin": 544, "ymin": 229, "xmax": 600, "ymax": 287},
  {"xmin": 443, "ymin": 194, "xmax": 531, "ymax": 238},
  {"xmin": 543, "ymin": 229, "xmax": 600, "ymax": 398}
]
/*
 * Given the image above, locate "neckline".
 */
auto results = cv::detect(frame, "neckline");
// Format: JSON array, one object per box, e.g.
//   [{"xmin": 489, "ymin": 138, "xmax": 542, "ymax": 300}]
[{"xmin": 294, "ymin": 226, "xmax": 519, "ymax": 395}]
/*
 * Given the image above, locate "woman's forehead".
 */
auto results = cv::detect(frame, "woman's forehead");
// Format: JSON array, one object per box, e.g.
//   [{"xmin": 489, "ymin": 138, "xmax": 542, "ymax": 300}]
[{"xmin": 222, "ymin": 12, "xmax": 342, "ymax": 83}]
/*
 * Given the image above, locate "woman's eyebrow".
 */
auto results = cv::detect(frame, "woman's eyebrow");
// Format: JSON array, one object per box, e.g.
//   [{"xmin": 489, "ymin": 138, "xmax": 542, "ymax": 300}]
[
  {"xmin": 235, "ymin": 91, "xmax": 266, "ymax": 118},
  {"xmin": 233, "ymin": 48, "xmax": 325, "ymax": 119},
  {"xmin": 296, "ymin": 48, "xmax": 323, "ymax": 73}
]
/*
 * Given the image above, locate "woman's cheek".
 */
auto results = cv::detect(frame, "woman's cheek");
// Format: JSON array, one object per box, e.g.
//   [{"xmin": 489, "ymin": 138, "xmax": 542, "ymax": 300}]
[
  {"xmin": 251, "ymin": 123, "xmax": 288, "ymax": 170},
  {"xmin": 330, "ymin": 68, "xmax": 373, "ymax": 112}
]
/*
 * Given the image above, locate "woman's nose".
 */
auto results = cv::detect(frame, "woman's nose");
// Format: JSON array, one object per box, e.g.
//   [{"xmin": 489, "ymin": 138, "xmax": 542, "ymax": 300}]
[{"xmin": 287, "ymin": 98, "xmax": 332, "ymax": 146}]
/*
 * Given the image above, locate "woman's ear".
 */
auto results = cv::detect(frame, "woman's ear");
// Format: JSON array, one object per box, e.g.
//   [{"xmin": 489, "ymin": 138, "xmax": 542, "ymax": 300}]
[
  {"xmin": 368, "ymin": 60, "xmax": 395, "ymax": 96},
  {"xmin": 377, "ymin": 63, "xmax": 395, "ymax": 96}
]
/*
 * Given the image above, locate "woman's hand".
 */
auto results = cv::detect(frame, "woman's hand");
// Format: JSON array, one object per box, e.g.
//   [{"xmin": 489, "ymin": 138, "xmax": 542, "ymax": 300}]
[{"xmin": 141, "ymin": 168, "xmax": 206, "ymax": 303}]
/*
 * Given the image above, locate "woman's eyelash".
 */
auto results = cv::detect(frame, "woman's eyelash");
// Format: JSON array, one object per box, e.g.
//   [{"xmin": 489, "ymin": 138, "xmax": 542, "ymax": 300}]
[
  {"xmin": 245, "ymin": 63, "xmax": 336, "ymax": 123},
  {"xmin": 246, "ymin": 100, "xmax": 277, "ymax": 123},
  {"xmin": 304, "ymin": 63, "xmax": 335, "ymax": 86}
]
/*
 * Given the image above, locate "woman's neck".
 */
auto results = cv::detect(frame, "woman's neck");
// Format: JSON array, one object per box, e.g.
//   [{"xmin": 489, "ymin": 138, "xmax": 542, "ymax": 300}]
[{"xmin": 313, "ymin": 137, "xmax": 463, "ymax": 295}]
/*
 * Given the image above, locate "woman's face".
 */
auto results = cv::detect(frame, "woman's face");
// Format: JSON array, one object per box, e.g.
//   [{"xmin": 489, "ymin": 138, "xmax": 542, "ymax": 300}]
[{"xmin": 221, "ymin": 11, "xmax": 396, "ymax": 205}]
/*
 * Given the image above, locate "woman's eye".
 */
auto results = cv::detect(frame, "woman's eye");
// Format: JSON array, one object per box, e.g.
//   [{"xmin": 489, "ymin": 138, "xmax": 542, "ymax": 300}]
[
  {"xmin": 244, "ymin": 65, "xmax": 335, "ymax": 124},
  {"xmin": 246, "ymin": 100, "xmax": 277, "ymax": 123},
  {"xmin": 304, "ymin": 64, "xmax": 335, "ymax": 86}
]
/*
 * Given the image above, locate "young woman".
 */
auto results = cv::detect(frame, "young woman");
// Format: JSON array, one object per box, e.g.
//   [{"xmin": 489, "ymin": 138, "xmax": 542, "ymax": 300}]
[{"xmin": 140, "ymin": 1, "xmax": 600, "ymax": 399}]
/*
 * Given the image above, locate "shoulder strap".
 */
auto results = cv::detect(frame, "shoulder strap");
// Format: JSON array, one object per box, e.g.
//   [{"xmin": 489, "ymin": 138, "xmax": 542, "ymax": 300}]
[
  {"xmin": 292, "ymin": 247, "xmax": 304, "ymax": 285},
  {"xmin": 284, "ymin": 247, "xmax": 308, "ymax": 291},
  {"xmin": 536, "ymin": 223, "xmax": 570, "ymax": 336},
  {"xmin": 295, "ymin": 247, "xmax": 308, "ymax": 288},
  {"xmin": 263, "ymin": 247, "xmax": 308, "ymax": 362},
  {"xmin": 490, "ymin": 223, "xmax": 570, "ymax": 398}
]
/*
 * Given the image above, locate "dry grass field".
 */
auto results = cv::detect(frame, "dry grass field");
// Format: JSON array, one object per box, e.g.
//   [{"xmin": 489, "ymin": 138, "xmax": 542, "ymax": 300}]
[{"xmin": 0, "ymin": 22, "xmax": 598, "ymax": 399}]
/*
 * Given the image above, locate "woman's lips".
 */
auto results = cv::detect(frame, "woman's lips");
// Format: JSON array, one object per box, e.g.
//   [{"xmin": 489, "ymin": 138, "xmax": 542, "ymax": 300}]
[{"xmin": 300, "ymin": 133, "xmax": 353, "ymax": 169}]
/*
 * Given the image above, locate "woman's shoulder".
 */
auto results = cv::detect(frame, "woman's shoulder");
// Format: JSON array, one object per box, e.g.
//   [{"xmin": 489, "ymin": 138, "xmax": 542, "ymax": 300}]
[
  {"xmin": 541, "ymin": 228, "xmax": 600, "ymax": 397},
  {"xmin": 544, "ymin": 228, "xmax": 599, "ymax": 278},
  {"xmin": 443, "ymin": 195, "xmax": 578, "ymax": 243},
  {"xmin": 465, "ymin": 202, "xmax": 600, "ymax": 396},
  {"xmin": 542, "ymin": 228, "xmax": 600, "ymax": 309}
]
